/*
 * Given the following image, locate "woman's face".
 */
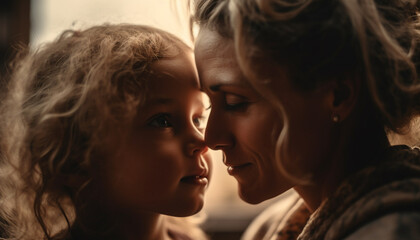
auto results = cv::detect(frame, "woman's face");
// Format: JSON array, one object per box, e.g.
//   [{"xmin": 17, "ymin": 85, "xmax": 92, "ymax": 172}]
[
  {"xmin": 194, "ymin": 29, "xmax": 292, "ymax": 204},
  {"xmin": 105, "ymin": 51, "xmax": 212, "ymax": 217},
  {"xmin": 195, "ymin": 29, "xmax": 335, "ymax": 204}
]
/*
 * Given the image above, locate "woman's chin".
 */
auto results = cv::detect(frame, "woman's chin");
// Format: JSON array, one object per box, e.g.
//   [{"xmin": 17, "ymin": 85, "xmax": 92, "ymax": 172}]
[
  {"xmin": 238, "ymin": 184, "xmax": 290, "ymax": 205},
  {"xmin": 237, "ymin": 187, "xmax": 266, "ymax": 205}
]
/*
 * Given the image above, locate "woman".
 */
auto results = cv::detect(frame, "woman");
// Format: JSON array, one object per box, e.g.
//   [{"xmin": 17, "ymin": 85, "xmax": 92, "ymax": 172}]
[{"xmin": 193, "ymin": 0, "xmax": 420, "ymax": 239}]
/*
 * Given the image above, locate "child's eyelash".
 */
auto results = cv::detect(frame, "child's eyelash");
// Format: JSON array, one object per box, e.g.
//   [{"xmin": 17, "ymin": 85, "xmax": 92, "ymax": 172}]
[
  {"xmin": 148, "ymin": 113, "xmax": 172, "ymax": 128},
  {"xmin": 194, "ymin": 116, "xmax": 205, "ymax": 124},
  {"xmin": 193, "ymin": 115, "xmax": 208, "ymax": 131}
]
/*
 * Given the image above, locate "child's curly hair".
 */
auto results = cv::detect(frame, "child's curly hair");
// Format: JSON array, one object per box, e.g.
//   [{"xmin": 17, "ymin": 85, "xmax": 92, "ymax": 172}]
[{"xmin": 0, "ymin": 24, "xmax": 204, "ymax": 240}]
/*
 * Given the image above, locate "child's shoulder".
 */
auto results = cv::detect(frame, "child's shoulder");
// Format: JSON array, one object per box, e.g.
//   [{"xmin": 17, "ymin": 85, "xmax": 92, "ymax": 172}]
[
  {"xmin": 166, "ymin": 216, "xmax": 208, "ymax": 240},
  {"xmin": 167, "ymin": 228, "xmax": 194, "ymax": 240}
]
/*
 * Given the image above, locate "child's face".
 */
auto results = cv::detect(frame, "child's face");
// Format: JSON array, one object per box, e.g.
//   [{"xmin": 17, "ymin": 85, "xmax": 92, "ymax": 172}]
[{"xmin": 105, "ymin": 51, "xmax": 212, "ymax": 217}]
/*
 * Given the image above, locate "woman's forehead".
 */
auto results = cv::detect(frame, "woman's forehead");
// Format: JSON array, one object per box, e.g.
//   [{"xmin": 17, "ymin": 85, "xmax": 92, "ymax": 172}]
[{"xmin": 196, "ymin": 28, "xmax": 234, "ymax": 57}]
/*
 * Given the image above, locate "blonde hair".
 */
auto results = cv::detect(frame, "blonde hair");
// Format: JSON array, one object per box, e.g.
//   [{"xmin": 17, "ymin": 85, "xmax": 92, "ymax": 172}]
[
  {"xmin": 195, "ymin": 0, "xmax": 420, "ymax": 180},
  {"xmin": 0, "ymin": 24, "xmax": 206, "ymax": 240}
]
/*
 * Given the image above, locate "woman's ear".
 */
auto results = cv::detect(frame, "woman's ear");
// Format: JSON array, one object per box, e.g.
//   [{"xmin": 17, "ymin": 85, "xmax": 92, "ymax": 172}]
[{"xmin": 326, "ymin": 77, "xmax": 360, "ymax": 122}]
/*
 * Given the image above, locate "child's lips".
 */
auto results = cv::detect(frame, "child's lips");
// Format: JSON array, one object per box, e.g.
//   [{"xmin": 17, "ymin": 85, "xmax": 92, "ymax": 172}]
[
  {"xmin": 180, "ymin": 175, "xmax": 209, "ymax": 185},
  {"xmin": 181, "ymin": 169, "xmax": 209, "ymax": 185}
]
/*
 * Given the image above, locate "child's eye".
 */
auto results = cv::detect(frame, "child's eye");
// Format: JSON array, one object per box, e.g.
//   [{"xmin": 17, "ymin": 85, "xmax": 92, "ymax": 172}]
[
  {"xmin": 193, "ymin": 116, "xmax": 206, "ymax": 131},
  {"xmin": 224, "ymin": 93, "xmax": 249, "ymax": 111},
  {"xmin": 148, "ymin": 114, "xmax": 172, "ymax": 128}
]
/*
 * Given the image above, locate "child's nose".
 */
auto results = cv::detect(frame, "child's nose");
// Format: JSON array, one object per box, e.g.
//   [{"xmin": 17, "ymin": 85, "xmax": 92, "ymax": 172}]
[
  {"xmin": 188, "ymin": 143, "xmax": 209, "ymax": 157},
  {"xmin": 186, "ymin": 130, "xmax": 208, "ymax": 157}
]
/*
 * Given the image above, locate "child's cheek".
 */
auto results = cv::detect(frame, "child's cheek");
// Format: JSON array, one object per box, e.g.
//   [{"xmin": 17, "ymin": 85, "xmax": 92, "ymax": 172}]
[{"xmin": 203, "ymin": 151, "xmax": 213, "ymax": 182}]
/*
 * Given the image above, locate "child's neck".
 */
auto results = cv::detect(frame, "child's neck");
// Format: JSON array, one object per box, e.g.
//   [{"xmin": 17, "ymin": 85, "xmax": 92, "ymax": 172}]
[
  {"xmin": 72, "ymin": 211, "xmax": 172, "ymax": 240},
  {"xmin": 120, "ymin": 212, "xmax": 170, "ymax": 240}
]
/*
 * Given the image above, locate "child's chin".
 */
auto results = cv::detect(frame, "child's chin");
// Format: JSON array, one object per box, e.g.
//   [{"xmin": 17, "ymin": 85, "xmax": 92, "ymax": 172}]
[{"xmin": 167, "ymin": 198, "xmax": 205, "ymax": 217}]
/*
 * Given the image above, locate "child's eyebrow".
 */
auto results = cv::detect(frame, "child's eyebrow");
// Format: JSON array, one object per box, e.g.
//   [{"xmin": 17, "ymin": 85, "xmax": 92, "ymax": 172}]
[
  {"xmin": 209, "ymin": 84, "xmax": 221, "ymax": 92},
  {"xmin": 147, "ymin": 97, "xmax": 176, "ymax": 106},
  {"xmin": 146, "ymin": 97, "xmax": 206, "ymax": 109}
]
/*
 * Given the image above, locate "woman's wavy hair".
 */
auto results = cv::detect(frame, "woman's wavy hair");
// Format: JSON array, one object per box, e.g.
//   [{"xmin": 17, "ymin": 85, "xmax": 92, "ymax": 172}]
[
  {"xmin": 0, "ymin": 24, "xmax": 203, "ymax": 239},
  {"xmin": 194, "ymin": 0, "xmax": 420, "ymax": 180}
]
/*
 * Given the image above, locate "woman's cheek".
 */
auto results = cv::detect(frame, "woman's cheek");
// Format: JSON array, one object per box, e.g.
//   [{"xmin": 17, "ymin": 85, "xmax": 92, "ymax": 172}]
[
  {"xmin": 276, "ymin": 124, "xmax": 306, "ymax": 182},
  {"xmin": 276, "ymin": 124, "xmax": 292, "ymax": 177}
]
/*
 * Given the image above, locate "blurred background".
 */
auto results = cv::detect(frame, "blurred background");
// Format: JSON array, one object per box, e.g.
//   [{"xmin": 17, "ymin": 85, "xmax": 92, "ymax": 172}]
[{"xmin": 0, "ymin": 0, "xmax": 288, "ymax": 239}]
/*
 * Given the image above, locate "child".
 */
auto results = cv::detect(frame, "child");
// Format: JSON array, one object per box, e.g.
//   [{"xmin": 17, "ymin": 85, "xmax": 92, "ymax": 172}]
[{"xmin": 0, "ymin": 24, "xmax": 211, "ymax": 240}]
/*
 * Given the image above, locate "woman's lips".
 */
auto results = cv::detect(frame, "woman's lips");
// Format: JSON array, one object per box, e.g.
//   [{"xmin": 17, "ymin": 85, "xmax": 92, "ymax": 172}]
[{"xmin": 227, "ymin": 163, "xmax": 252, "ymax": 176}]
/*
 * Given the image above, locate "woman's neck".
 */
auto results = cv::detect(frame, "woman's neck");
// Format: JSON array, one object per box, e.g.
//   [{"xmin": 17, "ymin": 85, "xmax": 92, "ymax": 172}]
[{"xmin": 295, "ymin": 114, "xmax": 390, "ymax": 212}]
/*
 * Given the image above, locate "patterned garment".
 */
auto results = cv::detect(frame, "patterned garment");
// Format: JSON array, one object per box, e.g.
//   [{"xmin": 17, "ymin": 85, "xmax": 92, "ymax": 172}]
[
  {"xmin": 298, "ymin": 145, "xmax": 420, "ymax": 240},
  {"xmin": 275, "ymin": 202, "xmax": 310, "ymax": 240},
  {"xmin": 243, "ymin": 145, "xmax": 420, "ymax": 240}
]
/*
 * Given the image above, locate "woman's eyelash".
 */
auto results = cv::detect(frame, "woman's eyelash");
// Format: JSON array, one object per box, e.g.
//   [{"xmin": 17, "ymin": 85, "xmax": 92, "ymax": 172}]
[
  {"xmin": 224, "ymin": 93, "xmax": 249, "ymax": 110},
  {"xmin": 225, "ymin": 102, "xmax": 249, "ymax": 110}
]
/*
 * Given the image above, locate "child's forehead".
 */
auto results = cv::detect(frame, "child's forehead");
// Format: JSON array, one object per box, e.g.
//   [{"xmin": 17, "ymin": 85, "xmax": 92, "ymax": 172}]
[
  {"xmin": 145, "ymin": 53, "xmax": 203, "ymax": 96},
  {"xmin": 149, "ymin": 52, "xmax": 199, "ymax": 87},
  {"xmin": 144, "ymin": 92, "xmax": 206, "ymax": 107},
  {"xmin": 138, "ymin": 87, "xmax": 207, "ymax": 118}
]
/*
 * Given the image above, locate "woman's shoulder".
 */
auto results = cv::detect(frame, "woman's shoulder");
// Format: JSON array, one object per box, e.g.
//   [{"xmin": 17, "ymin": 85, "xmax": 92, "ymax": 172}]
[
  {"xmin": 328, "ymin": 145, "xmax": 420, "ymax": 239},
  {"xmin": 344, "ymin": 211, "xmax": 420, "ymax": 240},
  {"xmin": 299, "ymin": 145, "xmax": 420, "ymax": 239},
  {"xmin": 385, "ymin": 144, "xmax": 420, "ymax": 160}
]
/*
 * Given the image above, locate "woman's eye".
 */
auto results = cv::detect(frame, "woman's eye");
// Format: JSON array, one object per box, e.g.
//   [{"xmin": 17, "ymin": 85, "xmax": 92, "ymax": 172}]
[
  {"xmin": 224, "ymin": 93, "xmax": 249, "ymax": 110},
  {"xmin": 148, "ymin": 114, "xmax": 172, "ymax": 128}
]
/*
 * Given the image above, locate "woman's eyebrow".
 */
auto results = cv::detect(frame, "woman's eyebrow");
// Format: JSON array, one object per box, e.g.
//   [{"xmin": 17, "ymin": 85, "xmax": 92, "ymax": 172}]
[
  {"xmin": 208, "ymin": 82, "xmax": 250, "ymax": 92},
  {"xmin": 200, "ymin": 84, "xmax": 221, "ymax": 93},
  {"xmin": 209, "ymin": 84, "xmax": 222, "ymax": 92}
]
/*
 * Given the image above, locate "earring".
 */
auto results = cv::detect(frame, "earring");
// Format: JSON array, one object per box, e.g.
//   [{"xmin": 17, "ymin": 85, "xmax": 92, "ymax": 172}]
[{"xmin": 332, "ymin": 113, "xmax": 340, "ymax": 123}]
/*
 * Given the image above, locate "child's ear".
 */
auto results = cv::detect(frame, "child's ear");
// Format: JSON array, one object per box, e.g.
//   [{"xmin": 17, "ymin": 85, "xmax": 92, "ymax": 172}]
[{"xmin": 325, "ymin": 77, "xmax": 360, "ymax": 122}]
